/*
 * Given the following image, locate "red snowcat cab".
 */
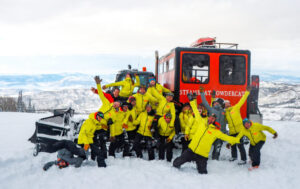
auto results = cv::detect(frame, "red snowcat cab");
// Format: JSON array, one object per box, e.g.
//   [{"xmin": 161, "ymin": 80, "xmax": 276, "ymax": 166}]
[{"xmin": 155, "ymin": 37, "xmax": 262, "ymax": 123}]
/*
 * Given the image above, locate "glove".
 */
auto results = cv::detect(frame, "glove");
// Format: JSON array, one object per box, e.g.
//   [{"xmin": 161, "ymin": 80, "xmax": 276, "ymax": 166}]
[
  {"xmin": 107, "ymin": 118, "xmax": 113, "ymax": 126},
  {"xmin": 102, "ymin": 124, "xmax": 108, "ymax": 130},
  {"xmin": 184, "ymin": 134, "xmax": 189, "ymax": 141},
  {"xmin": 187, "ymin": 93, "xmax": 194, "ymax": 101},
  {"xmin": 166, "ymin": 138, "xmax": 172, "ymax": 143},
  {"xmin": 226, "ymin": 143, "xmax": 231, "ymax": 149},
  {"xmin": 199, "ymin": 86, "xmax": 204, "ymax": 93},
  {"xmin": 212, "ymin": 90, "xmax": 216, "ymax": 98},
  {"xmin": 94, "ymin": 76, "xmax": 102, "ymax": 84},
  {"xmin": 84, "ymin": 144, "xmax": 90, "ymax": 151},
  {"xmin": 102, "ymin": 85, "xmax": 107, "ymax": 90},
  {"xmin": 122, "ymin": 124, "xmax": 128, "ymax": 129},
  {"xmin": 273, "ymin": 132, "xmax": 278, "ymax": 139}
]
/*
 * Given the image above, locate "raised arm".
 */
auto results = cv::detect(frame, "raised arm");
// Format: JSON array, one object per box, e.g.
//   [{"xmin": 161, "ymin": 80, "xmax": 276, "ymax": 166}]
[
  {"xmin": 134, "ymin": 74, "xmax": 140, "ymax": 87},
  {"xmin": 105, "ymin": 80, "xmax": 125, "ymax": 88},
  {"xmin": 234, "ymin": 90, "xmax": 250, "ymax": 109},
  {"xmin": 199, "ymin": 86, "xmax": 213, "ymax": 113},
  {"xmin": 95, "ymin": 76, "xmax": 111, "ymax": 107}
]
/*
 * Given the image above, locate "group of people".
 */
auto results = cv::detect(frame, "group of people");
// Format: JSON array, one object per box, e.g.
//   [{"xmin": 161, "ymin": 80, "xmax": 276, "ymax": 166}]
[{"xmin": 38, "ymin": 73, "xmax": 278, "ymax": 174}]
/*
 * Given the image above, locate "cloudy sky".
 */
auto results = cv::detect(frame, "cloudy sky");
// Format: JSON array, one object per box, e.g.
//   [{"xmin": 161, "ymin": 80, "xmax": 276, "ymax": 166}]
[{"xmin": 0, "ymin": 0, "xmax": 299, "ymax": 75}]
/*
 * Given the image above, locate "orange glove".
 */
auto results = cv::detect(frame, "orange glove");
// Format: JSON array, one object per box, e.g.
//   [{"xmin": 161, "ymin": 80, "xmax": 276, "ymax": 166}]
[
  {"xmin": 166, "ymin": 138, "xmax": 172, "ymax": 143},
  {"xmin": 184, "ymin": 134, "xmax": 189, "ymax": 141},
  {"xmin": 102, "ymin": 125, "xmax": 108, "ymax": 130},
  {"xmin": 84, "ymin": 144, "xmax": 90, "ymax": 151},
  {"xmin": 122, "ymin": 124, "xmax": 128, "ymax": 129}
]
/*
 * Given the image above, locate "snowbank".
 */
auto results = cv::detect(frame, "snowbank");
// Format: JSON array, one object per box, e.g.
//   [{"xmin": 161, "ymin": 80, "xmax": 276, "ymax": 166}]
[{"xmin": 0, "ymin": 112, "xmax": 299, "ymax": 189}]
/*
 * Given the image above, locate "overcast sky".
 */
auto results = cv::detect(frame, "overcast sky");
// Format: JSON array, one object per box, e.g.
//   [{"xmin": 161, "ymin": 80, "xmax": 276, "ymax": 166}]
[{"xmin": 0, "ymin": 0, "xmax": 299, "ymax": 75}]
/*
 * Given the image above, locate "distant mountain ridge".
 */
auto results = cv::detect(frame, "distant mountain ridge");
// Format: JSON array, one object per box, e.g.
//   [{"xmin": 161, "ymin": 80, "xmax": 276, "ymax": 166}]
[{"xmin": 1, "ymin": 73, "xmax": 300, "ymax": 121}]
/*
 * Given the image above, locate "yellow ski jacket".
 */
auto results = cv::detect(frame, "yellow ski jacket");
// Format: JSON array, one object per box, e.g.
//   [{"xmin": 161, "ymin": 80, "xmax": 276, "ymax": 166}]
[
  {"xmin": 225, "ymin": 91, "xmax": 250, "ymax": 135},
  {"xmin": 133, "ymin": 111, "xmax": 154, "ymax": 137},
  {"xmin": 236, "ymin": 122, "xmax": 276, "ymax": 146},
  {"xmin": 147, "ymin": 83, "xmax": 171, "ymax": 109},
  {"xmin": 157, "ymin": 117, "xmax": 176, "ymax": 140},
  {"xmin": 78, "ymin": 113, "xmax": 107, "ymax": 145},
  {"xmin": 123, "ymin": 106, "xmax": 138, "ymax": 131},
  {"xmin": 188, "ymin": 100, "xmax": 239, "ymax": 158},
  {"xmin": 105, "ymin": 75, "xmax": 140, "ymax": 97},
  {"xmin": 133, "ymin": 92, "xmax": 157, "ymax": 115},
  {"xmin": 110, "ymin": 110, "xmax": 126, "ymax": 137}
]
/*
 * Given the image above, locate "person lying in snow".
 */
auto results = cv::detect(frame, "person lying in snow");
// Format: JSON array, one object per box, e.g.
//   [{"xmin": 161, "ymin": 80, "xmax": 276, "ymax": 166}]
[
  {"xmin": 36, "ymin": 140, "xmax": 87, "ymax": 171},
  {"xmin": 229, "ymin": 118, "xmax": 278, "ymax": 171}
]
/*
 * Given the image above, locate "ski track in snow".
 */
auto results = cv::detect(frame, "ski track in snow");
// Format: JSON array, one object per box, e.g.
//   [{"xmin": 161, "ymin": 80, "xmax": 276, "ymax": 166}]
[{"xmin": 0, "ymin": 112, "xmax": 299, "ymax": 189}]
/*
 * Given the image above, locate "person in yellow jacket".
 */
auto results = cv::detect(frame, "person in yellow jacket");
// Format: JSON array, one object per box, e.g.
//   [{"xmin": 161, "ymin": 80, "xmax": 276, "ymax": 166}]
[
  {"xmin": 179, "ymin": 103, "xmax": 193, "ymax": 154},
  {"xmin": 233, "ymin": 118, "xmax": 278, "ymax": 170},
  {"xmin": 132, "ymin": 103, "xmax": 156, "ymax": 160},
  {"xmin": 225, "ymin": 87, "xmax": 251, "ymax": 164},
  {"xmin": 133, "ymin": 85, "xmax": 158, "ymax": 115},
  {"xmin": 173, "ymin": 95, "xmax": 240, "ymax": 174},
  {"xmin": 102, "ymin": 73, "xmax": 140, "ymax": 100},
  {"xmin": 184, "ymin": 103, "xmax": 208, "ymax": 143},
  {"xmin": 94, "ymin": 76, "xmax": 120, "ymax": 122},
  {"xmin": 123, "ymin": 97, "xmax": 138, "ymax": 143},
  {"xmin": 157, "ymin": 113, "xmax": 176, "ymax": 162},
  {"xmin": 150, "ymin": 88, "xmax": 176, "ymax": 139},
  {"xmin": 108, "ymin": 103, "xmax": 131, "ymax": 157},
  {"xmin": 78, "ymin": 111, "xmax": 107, "ymax": 167},
  {"xmin": 147, "ymin": 77, "xmax": 171, "ymax": 110}
]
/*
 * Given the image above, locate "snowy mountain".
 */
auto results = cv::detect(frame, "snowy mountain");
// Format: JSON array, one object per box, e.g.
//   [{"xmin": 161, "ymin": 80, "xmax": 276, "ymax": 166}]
[{"xmin": 1, "ymin": 73, "xmax": 300, "ymax": 121}]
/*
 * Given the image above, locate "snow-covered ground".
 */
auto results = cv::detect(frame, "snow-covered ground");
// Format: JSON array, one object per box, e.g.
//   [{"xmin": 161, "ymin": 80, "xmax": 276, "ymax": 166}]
[{"xmin": 0, "ymin": 112, "xmax": 299, "ymax": 189}]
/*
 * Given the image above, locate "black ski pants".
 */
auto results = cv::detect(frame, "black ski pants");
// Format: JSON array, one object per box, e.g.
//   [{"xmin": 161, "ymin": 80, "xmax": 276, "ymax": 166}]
[
  {"xmin": 133, "ymin": 133, "xmax": 155, "ymax": 160},
  {"xmin": 231, "ymin": 133, "xmax": 247, "ymax": 161},
  {"xmin": 152, "ymin": 115, "xmax": 162, "ymax": 139},
  {"xmin": 42, "ymin": 140, "xmax": 86, "ymax": 159},
  {"xmin": 173, "ymin": 148, "xmax": 208, "ymax": 174},
  {"xmin": 249, "ymin": 141, "xmax": 265, "ymax": 167},
  {"xmin": 212, "ymin": 139, "xmax": 223, "ymax": 160},
  {"xmin": 181, "ymin": 137, "xmax": 190, "ymax": 155},
  {"xmin": 92, "ymin": 129, "xmax": 108, "ymax": 159},
  {"xmin": 109, "ymin": 133, "xmax": 130, "ymax": 157},
  {"xmin": 158, "ymin": 135, "xmax": 174, "ymax": 162}
]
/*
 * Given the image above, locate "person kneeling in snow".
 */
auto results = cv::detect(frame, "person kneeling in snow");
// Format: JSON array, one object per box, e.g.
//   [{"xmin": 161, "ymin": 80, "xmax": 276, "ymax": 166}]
[
  {"xmin": 37, "ymin": 140, "xmax": 87, "ymax": 171},
  {"xmin": 173, "ymin": 94, "xmax": 240, "ymax": 174},
  {"xmin": 231, "ymin": 118, "xmax": 278, "ymax": 171}
]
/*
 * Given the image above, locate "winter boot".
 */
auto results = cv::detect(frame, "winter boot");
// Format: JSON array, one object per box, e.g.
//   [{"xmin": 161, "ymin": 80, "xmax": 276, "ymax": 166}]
[
  {"xmin": 238, "ymin": 160, "xmax": 247, "ymax": 165},
  {"xmin": 229, "ymin": 157, "xmax": 237, "ymax": 162},
  {"xmin": 248, "ymin": 165, "xmax": 259, "ymax": 171}
]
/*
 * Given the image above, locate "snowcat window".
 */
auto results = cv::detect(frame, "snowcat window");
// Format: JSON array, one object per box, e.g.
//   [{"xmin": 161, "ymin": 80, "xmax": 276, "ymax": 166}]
[
  {"xmin": 182, "ymin": 53, "xmax": 210, "ymax": 84},
  {"xmin": 159, "ymin": 63, "xmax": 163, "ymax": 74},
  {"xmin": 165, "ymin": 61, "xmax": 169, "ymax": 72},
  {"xmin": 219, "ymin": 55, "xmax": 246, "ymax": 85},
  {"xmin": 169, "ymin": 58, "xmax": 174, "ymax": 71}
]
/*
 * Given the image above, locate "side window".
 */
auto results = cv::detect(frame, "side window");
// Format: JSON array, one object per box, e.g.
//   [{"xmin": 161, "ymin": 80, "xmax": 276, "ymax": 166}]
[
  {"xmin": 169, "ymin": 58, "xmax": 174, "ymax": 71},
  {"xmin": 158, "ymin": 63, "xmax": 163, "ymax": 74},
  {"xmin": 219, "ymin": 55, "xmax": 246, "ymax": 85},
  {"xmin": 182, "ymin": 53, "xmax": 210, "ymax": 84},
  {"xmin": 166, "ymin": 61, "xmax": 169, "ymax": 72}
]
